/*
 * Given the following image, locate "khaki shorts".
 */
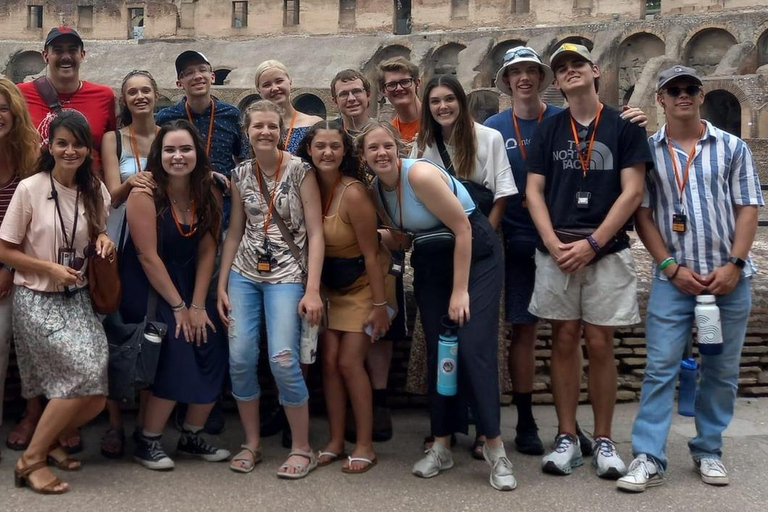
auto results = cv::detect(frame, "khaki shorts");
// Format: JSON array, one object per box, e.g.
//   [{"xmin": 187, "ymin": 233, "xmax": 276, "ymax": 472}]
[{"xmin": 528, "ymin": 248, "xmax": 640, "ymax": 326}]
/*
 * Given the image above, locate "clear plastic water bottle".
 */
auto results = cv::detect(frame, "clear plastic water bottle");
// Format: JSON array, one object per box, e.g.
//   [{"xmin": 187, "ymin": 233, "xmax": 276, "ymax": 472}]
[
  {"xmin": 436, "ymin": 316, "xmax": 459, "ymax": 396},
  {"xmin": 299, "ymin": 316, "xmax": 318, "ymax": 364},
  {"xmin": 695, "ymin": 295, "xmax": 723, "ymax": 356},
  {"xmin": 677, "ymin": 357, "xmax": 697, "ymax": 417}
]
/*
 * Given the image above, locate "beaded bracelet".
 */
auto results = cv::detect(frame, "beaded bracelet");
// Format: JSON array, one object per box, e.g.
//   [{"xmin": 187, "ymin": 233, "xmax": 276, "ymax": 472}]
[
  {"xmin": 190, "ymin": 303, "xmax": 206, "ymax": 311},
  {"xmin": 586, "ymin": 235, "xmax": 601, "ymax": 254},
  {"xmin": 658, "ymin": 257, "xmax": 676, "ymax": 271}
]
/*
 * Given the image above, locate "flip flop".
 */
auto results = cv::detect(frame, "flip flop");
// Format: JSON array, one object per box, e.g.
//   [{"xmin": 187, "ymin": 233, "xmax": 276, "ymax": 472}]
[
  {"xmin": 342, "ymin": 456, "xmax": 378, "ymax": 474},
  {"xmin": 277, "ymin": 449, "xmax": 317, "ymax": 480},
  {"xmin": 230, "ymin": 445, "xmax": 262, "ymax": 474},
  {"xmin": 317, "ymin": 450, "xmax": 346, "ymax": 467}
]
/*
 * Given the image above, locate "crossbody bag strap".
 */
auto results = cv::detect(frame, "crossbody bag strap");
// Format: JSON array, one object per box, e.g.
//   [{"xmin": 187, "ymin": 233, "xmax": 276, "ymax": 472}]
[
  {"xmin": 145, "ymin": 213, "xmax": 163, "ymax": 323},
  {"xmin": 256, "ymin": 170, "xmax": 305, "ymax": 272},
  {"xmin": 435, "ymin": 136, "xmax": 455, "ymax": 176},
  {"xmin": 33, "ymin": 77, "xmax": 62, "ymax": 113}
]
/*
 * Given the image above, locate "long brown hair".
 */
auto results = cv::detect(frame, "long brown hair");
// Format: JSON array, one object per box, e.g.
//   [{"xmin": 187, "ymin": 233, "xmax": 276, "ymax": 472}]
[
  {"xmin": 35, "ymin": 110, "xmax": 103, "ymax": 239},
  {"xmin": 144, "ymin": 119, "xmax": 221, "ymax": 240},
  {"xmin": 0, "ymin": 78, "xmax": 40, "ymax": 178},
  {"xmin": 118, "ymin": 70, "xmax": 159, "ymax": 128},
  {"xmin": 416, "ymin": 75, "xmax": 477, "ymax": 180}
]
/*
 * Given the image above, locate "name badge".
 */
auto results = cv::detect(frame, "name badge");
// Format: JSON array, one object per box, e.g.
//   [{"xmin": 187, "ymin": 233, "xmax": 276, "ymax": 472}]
[
  {"xmin": 389, "ymin": 256, "xmax": 404, "ymax": 277},
  {"xmin": 672, "ymin": 213, "xmax": 687, "ymax": 233},
  {"xmin": 575, "ymin": 191, "xmax": 591, "ymax": 209}
]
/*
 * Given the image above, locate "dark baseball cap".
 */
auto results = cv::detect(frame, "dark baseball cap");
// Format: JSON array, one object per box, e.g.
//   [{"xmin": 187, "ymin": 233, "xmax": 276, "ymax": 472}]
[
  {"xmin": 44, "ymin": 26, "xmax": 83, "ymax": 48},
  {"xmin": 175, "ymin": 50, "xmax": 211, "ymax": 77},
  {"xmin": 657, "ymin": 65, "xmax": 703, "ymax": 92}
]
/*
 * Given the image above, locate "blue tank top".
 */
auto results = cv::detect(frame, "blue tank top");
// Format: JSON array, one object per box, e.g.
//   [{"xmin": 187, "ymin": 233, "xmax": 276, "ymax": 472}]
[{"xmin": 375, "ymin": 158, "xmax": 475, "ymax": 232}]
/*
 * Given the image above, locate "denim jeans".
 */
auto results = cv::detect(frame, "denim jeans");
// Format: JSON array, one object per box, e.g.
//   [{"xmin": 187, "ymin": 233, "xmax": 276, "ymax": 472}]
[
  {"xmin": 0, "ymin": 290, "xmax": 12, "ymax": 427},
  {"xmin": 631, "ymin": 276, "xmax": 751, "ymax": 471},
  {"xmin": 227, "ymin": 270, "xmax": 308, "ymax": 407}
]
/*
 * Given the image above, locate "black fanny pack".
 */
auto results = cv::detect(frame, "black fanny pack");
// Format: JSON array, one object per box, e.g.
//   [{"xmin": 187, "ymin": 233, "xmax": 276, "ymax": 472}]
[
  {"xmin": 537, "ymin": 228, "xmax": 628, "ymax": 264},
  {"xmin": 321, "ymin": 256, "xmax": 366, "ymax": 289}
]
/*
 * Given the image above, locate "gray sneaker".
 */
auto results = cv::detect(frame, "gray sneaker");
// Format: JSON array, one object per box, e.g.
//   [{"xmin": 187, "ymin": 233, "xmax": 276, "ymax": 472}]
[
  {"xmin": 542, "ymin": 433, "xmax": 583, "ymax": 475},
  {"xmin": 695, "ymin": 457, "xmax": 729, "ymax": 486},
  {"xmin": 592, "ymin": 437, "xmax": 627, "ymax": 479},
  {"xmin": 482, "ymin": 443, "xmax": 517, "ymax": 491},
  {"xmin": 412, "ymin": 443, "xmax": 454, "ymax": 478},
  {"xmin": 617, "ymin": 454, "xmax": 663, "ymax": 493}
]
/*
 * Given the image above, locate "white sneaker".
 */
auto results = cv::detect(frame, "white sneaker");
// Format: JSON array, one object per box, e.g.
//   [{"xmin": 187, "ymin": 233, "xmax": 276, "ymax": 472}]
[
  {"xmin": 616, "ymin": 454, "xmax": 663, "ymax": 492},
  {"xmin": 695, "ymin": 457, "xmax": 729, "ymax": 486},
  {"xmin": 591, "ymin": 437, "xmax": 627, "ymax": 479},
  {"xmin": 482, "ymin": 443, "xmax": 517, "ymax": 491},
  {"xmin": 412, "ymin": 443, "xmax": 454, "ymax": 478},
  {"xmin": 542, "ymin": 433, "xmax": 583, "ymax": 475}
]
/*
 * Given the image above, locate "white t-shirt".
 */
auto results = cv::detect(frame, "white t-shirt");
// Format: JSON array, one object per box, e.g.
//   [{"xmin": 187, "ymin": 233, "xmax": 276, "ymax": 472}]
[{"xmin": 410, "ymin": 122, "xmax": 518, "ymax": 201}]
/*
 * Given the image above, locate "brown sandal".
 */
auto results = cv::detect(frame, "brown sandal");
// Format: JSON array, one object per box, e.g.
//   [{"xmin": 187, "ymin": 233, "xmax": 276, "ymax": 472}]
[
  {"xmin": 48, "ymin": 443, "xmax": 82, "ymax": 471},
  {"xmin": 5, "ymin": 415, "xmax": 38, "ymax": 451},
  {"xmin": 14, "ymin": 458, "xmax": 68, "ymax": 495}
]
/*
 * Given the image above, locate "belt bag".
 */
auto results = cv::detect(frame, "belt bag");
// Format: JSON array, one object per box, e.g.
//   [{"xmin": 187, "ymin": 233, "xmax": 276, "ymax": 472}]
[
  {"xmin": 550, "ymin": 228, "xmax": 626, "ymax": 265},
  {"xmin": 412, "ymin": 227, "xmax": 456, "ymax": 255},
  {"xmin": 321, "ymin": 256, "xmax": 366, "ymax": 290}
]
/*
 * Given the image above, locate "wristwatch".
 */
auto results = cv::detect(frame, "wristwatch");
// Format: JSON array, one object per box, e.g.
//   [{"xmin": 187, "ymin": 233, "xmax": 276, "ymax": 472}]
[{"xmin": 728, "ymin": 256, "xmax": 746, "ymax": 269}]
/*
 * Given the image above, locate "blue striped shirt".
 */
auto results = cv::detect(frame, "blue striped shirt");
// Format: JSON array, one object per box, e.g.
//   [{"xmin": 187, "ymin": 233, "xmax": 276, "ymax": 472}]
[{"xmin": 643, "ymin": 120, "xmax": 763, "ymax": 278}]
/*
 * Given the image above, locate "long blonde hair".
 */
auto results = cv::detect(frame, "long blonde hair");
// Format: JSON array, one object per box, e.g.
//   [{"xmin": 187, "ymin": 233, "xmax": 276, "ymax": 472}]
[{"xmin": 0, "ymin": 78, "xmax": 40, "ymax": 178}]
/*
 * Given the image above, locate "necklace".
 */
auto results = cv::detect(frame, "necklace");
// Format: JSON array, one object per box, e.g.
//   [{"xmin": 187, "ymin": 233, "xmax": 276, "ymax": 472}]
[
  {"xmin": 171, "ymin": 196, "xmax": 192, "ymax": 213},
  {"xmin": 169, "ymin": 195, "xmax": 197, "ymax": 238}
]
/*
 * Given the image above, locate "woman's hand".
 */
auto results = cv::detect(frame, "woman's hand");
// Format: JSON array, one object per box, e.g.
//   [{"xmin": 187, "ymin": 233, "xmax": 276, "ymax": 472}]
[
  {"xmin": 127, "ymin": 171, "xmax": 156, "ymax": 191},
  {"xmin": 364, "ymin": 304, "xmax": 392, "ymax": 343},
  {"xmin": 0, "ymin": 267, "xmax": 13, "ymax": 300},
  {"xmin": 189, "ymin": 306, "xmax": 216, "ymax": 346},
  {"xmin": 217, "ymin": 288, "xmax": 231, "ymax": 327},
  {"xmin": 448, "ymin": 290, "xmax": 470, "ymax": 327},
  {"xmin": 174, "ymin": 307, "xmax": 192, "ymax": 343},
  {"xmin": 48, "ymin": 262, "xmax": 79, "ymax": 288},
  {"xmin": 95, "ymin": 233, "xmax": 116, "ymax": 260},
  {"xmin": 298, "ymin": 290, "xmax": 323, "ymax": 327}
]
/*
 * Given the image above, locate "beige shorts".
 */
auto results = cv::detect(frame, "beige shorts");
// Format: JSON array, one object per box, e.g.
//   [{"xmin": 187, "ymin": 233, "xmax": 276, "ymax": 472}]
[{"xmin": 528, "ymin": 248, "xmax": 640, "ymax": 326}]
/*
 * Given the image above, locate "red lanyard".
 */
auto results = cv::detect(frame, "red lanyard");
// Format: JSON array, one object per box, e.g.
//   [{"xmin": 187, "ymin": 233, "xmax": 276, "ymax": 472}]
[
  {"xmin": 322, "ymin": 174, "xmax": 343, "ymax": 217},
  {"xmin": 511, "ymin": 105, "xmax": 544, "ymax": 161},
  {"xmin": 169, "ymin": 198, "xmax": 197, "ymax": 238},
  {"xmin": 283, "ymin": 111, "xmax": 298, "ymax": 149},
  {"xmin": 185, "ymin": 99, "xmax": 216, "ymax": 156},
  {"xmin": 569, "ymin": 104, "xmax": 603, "ymax": 178},
  {"xmin": 128, "ymin": 125, "xmax": 159, "ymax": 174},
  {"xmin": 256, "ymin": 150, "xmax": 285, "ymax": 234},
  {"xmin": 666, "ymin": 124, "xmax": 704, "ymax": 203}
]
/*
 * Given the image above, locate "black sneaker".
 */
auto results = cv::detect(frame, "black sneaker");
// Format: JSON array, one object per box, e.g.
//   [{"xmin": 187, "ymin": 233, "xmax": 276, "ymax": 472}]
[
  {"xmin": 576, "ymin": 423, "xmax": 593, "ymax": 457},
  {"xmin": 134, "ymin": 434, "xmax": 175, "ymax": 471},
  {"xmin": 515, "ymin": 428, "xmax": 545, "ymax": 456},
  {"xmin": 177, "ymin": 430, "xmax": 231, "ymax": 462}
]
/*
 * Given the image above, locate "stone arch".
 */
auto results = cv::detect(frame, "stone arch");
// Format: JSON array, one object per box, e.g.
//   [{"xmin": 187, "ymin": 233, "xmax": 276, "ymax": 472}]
[
  {"xmin": 467, "ymin": 90, "xmax": 499, "ymax": 123},
  {"xmin": 683, "ymin": 28, "xmax": 737, "ymax": 76},
  {"xmin": 213, "ymin": 68, "xmax": 232, "ymax": 86},
  {"xmin": 292, "ymin": 93, "xmax": 327, "ymax": 119},
  {"xmin": 5, "ymin": 50, "xmax": 46, "ymax": 84},
  {"xmin": 758, "ymin": 28, "xmax": 768, "ymax": 68},
  {"xmin": 476, "ymin": 38, "xmax": 528, "ymax": 89},
  {"xmin": 237, "ymin": 93, "xmax": 263, "ymax": 113},
  {"xmin": 617, "ymin": 32, "xmax": 665, "ymax": 110},
  {"xmin": 362, "ymin": 44, "xmax": 413, "ymax": 116},
  {"xmin": 423, "ymin": 42, "xmax": 467, "ymax": 86},
  {"xmin": 702, "ymin": 89, "xmax": 741, "ymax": 137}
]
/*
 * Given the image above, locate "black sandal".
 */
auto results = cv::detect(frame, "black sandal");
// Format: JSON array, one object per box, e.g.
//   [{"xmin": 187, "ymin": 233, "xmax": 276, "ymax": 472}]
[{"xmin": 471, "ymin": 437, "xmax": 486, "ymax": 460}]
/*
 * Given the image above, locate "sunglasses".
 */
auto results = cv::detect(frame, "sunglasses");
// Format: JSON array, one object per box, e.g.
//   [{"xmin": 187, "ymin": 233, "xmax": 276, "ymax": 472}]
[
  {"xmin": 383, "ymin": 78, "xmax": 415, "ymax": 92},
  {"xmin": 504, "ymin": 47, "xmax": 540, "ymax": 62},
  {"xmin": 70, "ymin": 244, "xmax": 97, "ymax": 272},
  {"xmin": 664, "ymin": 85, "xmax": 701, "ymax": 97}
]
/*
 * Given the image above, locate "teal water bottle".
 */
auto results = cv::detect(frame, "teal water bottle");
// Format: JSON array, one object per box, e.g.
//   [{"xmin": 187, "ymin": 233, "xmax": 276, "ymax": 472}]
[{"xmin": 437, "ymin": 316, "xmax": 459, "ymax": 396}]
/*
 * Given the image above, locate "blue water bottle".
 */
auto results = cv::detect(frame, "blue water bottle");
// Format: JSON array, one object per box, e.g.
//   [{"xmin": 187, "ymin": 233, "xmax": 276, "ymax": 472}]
[
  {"xmin": 436, "ymin": 316, "xmax": 459, "ymax": 397},
  {"xmin": 678, "ymin": 357, "xmax": 698, "ymax": 417}
]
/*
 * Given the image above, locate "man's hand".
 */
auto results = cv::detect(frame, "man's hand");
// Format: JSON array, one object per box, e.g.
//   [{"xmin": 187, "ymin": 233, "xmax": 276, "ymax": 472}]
[
  {"xmin": 556, "ymin": 239, "xmax": 596, "ymax": 273},
  {"xmin": 666, "ymin": 265, "xmax": 706, "ymax": 295},
  {"xmin": 621, "ymin": 106, "xmax": 648, "ymax": 128},
  {"xmin": 700, "ymin": 263, "xmax": 740, "ymax": 296}
]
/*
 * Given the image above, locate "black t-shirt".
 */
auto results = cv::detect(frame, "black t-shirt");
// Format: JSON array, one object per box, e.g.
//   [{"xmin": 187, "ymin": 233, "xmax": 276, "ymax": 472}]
[{"xmin": 526, "ymin": 104, "xmax": 653, "ymax": 244}]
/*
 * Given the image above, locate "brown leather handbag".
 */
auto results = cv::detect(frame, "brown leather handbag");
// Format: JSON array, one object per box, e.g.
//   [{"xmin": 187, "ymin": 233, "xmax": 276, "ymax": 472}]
[{"xmin": 88, "ymin": 245, "xmax": 121, "ymax": 314}]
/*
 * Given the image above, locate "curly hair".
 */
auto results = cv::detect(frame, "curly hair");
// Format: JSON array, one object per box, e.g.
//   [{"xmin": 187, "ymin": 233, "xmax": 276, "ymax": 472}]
[
  {"xmin": 143, "ymin": 119, "xmax": 221, "ymax": 240},
  {"xmin": 295, "ymin": 121, "xmax": 363, "ymax": 181},
  {"xmin": 118, "ymin": 70, "xmax": 159, "ymax": 128},
  {"xmin": 0, "ymin": 78, "xmax": 40, "ymax": 179},
  {"xmin": 35, "ymin": 110, "xmax": 104, "ymax": 239}
]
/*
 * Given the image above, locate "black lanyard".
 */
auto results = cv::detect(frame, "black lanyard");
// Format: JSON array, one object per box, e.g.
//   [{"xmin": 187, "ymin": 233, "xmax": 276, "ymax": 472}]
[{"xmin": 49, "ymin": 172, "xmax": 80, "ymax": 250}]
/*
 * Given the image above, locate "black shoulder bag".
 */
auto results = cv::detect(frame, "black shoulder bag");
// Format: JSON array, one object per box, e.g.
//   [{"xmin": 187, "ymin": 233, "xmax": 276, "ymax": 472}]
[{"xmin": 435, "ymin": 135, "xmax": 495, "ymax": 217}]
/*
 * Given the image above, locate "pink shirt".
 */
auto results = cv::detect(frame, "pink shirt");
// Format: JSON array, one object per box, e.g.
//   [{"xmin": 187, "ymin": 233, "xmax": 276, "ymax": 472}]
[{"xmin": 0, "ymin": 172, "xmax": 110, "ymax": 292}]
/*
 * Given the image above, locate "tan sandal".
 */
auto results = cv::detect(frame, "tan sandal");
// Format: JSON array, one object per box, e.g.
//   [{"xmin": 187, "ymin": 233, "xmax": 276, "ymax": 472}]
[
  {"xmin": 229, "ymin": 445, "xmax": 262, "ymax": 474},
  {"xmin": 277, "ymin": 449, "xmax": 317, "ymax": 480},
  {"xmin": 48, "ymin": 442, "xmax": 81, "ymax": 471},
  {"xmin": 14, "ymin": 457, "xmax": 68, "ymax": 495}
]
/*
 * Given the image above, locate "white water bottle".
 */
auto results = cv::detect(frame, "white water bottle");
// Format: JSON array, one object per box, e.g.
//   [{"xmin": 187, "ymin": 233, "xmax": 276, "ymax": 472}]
[
  {"xmin": 299, "ymin": 316, "xmax": 319, "ymax": 364},
  {"xmin": 695, "ymin": 295, "xmax": 723, "ymax": 356}
]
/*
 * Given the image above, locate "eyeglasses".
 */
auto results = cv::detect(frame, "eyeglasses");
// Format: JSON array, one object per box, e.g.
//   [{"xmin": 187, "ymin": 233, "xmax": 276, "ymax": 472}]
[
  {"xmin": 178, "ymin": 65, "xmax": 212, "ymax": 79},
  {"xmin": 503, "ymin": 47, "xmax": 540, "ymax": 63},
  {"xmin": 70, "ymin": 244, "xmax": 97, "ymax": 271},
  {"xmin": 664, "ymin": 85, "xmax": 701, "ymax": 97},
  {"xmin": 383, "ymin": 78, "xmax": 415, "ymax": 92},
  {"xmin": 336, "ymin": 88, "xmax": 367, "ymax": 101}
]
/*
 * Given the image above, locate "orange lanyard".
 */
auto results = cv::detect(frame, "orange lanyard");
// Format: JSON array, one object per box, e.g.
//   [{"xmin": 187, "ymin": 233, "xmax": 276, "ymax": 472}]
[
  {"xmin": 568, "ymin": 104, "xmax": 603, "ymax": 178},
  {"xmin": 128, "ymin": 125, "xmax": 158, "ymax": 174},
  {"xmin": 322, "ymin": 174, "xmax": 343, "ymax": 217},
  {"xmin": 185, "ymin": 99, "xmax": 216, "ymax": 156},
  {"xmin": 169, "ymin": 197, "xmax": 197, "ymax": 238},
  {"xmin": 512, "ymin": 105, "xmax": 544, "ymax": 161},
  {"xmin": 666, "ymin": 124, "xmax": 704, "ymax": 204},
  {"xmin": 283, "ymin": 111, "xmax": 298, "ymax": 150},
  {"xmin": 395, "ymin": 162, "xmax": 403, "ymax": 230},
  {"xmin": 256, "ymin": 150, "xmax": 285, "ymax": 234}
]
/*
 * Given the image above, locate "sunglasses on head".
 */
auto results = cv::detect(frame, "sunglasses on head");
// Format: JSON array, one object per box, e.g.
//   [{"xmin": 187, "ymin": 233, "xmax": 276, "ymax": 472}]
[
  {"xmin": 70, "ymin": 244, "xmax": 97, "ymax": 272},
  {"xmin": 664, "ymin": 85, "xmax": 701, "ymax": 97},
  {"xmin": 505, "ymin": 47, "xmax": 539, "ymax": 62}
]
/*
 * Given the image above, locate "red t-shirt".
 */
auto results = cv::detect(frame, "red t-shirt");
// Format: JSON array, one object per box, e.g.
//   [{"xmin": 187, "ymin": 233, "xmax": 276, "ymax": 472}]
[{"xmin": 18, "ymin": 80, "xmax": 116, "ymax": 176}]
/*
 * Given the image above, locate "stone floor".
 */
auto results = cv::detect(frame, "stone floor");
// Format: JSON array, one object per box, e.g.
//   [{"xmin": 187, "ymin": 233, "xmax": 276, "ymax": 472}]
[{"xmin": 2, "ymin": 399, "xmax": 767, "ymax": 512}]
